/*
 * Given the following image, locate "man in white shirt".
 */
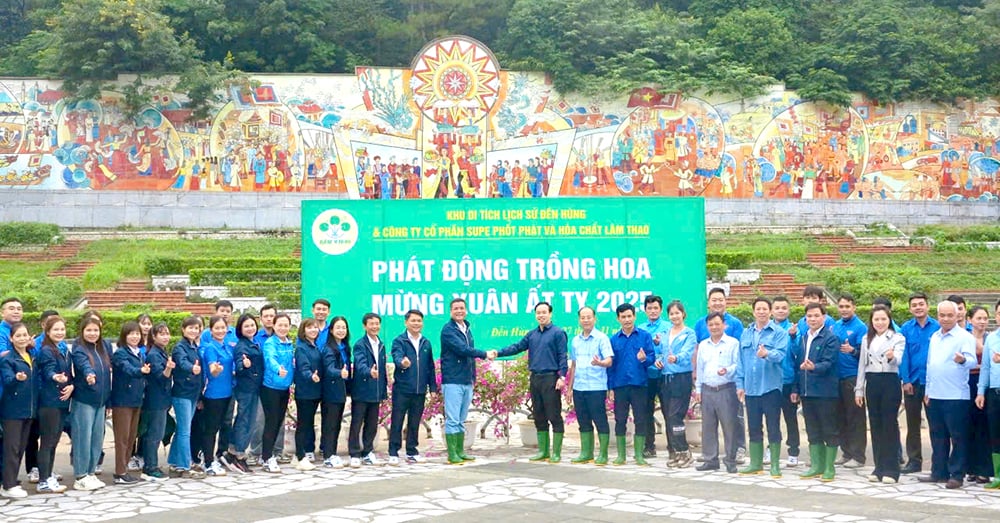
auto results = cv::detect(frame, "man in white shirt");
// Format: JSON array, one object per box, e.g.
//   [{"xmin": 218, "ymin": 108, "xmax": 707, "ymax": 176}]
[{"xmin": 695, "ymin": 313, "xmax": 741, "ymax": 473}]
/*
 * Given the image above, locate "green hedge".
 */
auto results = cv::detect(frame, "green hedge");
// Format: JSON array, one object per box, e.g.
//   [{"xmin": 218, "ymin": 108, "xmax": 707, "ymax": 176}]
[
  {"xmin": 823, "ymin": 266, "xmax": 933, "ymax": 306},
  {"xmin": 0, "ymin": 277, "xmax": 83, "ymax": 310},
  {"xmin": 190, "ymin": 268, "xmax": 301, "ymax": 285},
  {"xmin": 729, "ymin": 304, "xmax": 924, "ymax": 325},
  {"xmin": 146, "ymin": 256, "xmax": 300, "ymax": 275},
  {"xmin": 0, "ymin": 222, "xmax": 61, "ymax": 248},
  {"xmin": 706, "ymin": 262, "xmax": 728, "ymax": 281},
  {"xmin": 226, "ymin": 281, "xmax": 301, "ymax": 295},
  {"xmin": 21, "ymin": 311, "xmax": 194, "ymax": 340},
  {"xmin": 706, "ymin": 251, "xmax": 751, "ymax": 270}
]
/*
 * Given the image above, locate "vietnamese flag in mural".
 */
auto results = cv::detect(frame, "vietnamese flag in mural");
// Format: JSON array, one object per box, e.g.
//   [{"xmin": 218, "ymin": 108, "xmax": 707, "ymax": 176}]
[{"xmin": 628, "ymin": 87, "xmax": 664, "ymax": 108}]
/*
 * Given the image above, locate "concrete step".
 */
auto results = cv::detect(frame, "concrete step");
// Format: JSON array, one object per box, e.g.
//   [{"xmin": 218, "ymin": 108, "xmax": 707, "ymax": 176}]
[{"xmin": 49, "ymin": 261, "xmax": 98, "ymax": 278}]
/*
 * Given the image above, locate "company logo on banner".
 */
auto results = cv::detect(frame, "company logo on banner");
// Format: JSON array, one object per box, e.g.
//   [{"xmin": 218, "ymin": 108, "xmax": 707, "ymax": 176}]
[
  {"xmin": 302, "ymin": 198, "xmax": 706, "ymax": 352},
  {"xmin": 311, "ymin": 209, "xmax": 359, "ymax": 255}
]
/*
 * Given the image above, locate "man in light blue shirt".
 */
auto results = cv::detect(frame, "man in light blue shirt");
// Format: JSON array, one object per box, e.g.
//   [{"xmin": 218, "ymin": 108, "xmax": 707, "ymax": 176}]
[
  {"xmin": 638, "ymin": 295, "xmax": 670, "ymax": 458},
  {"xmin": 568, "ymin": 306, "xmax": 613, "ymax": 465},
  {"xmin": 919, "ymin": 301, "xmax": 977, "ymax": 489},
  {"xmin": 973, "ymin": 300, "xmax": 1000, "ymax": 489},
  {"xmin": 694, "ymin": 312, "xmax": 740, "ymax": 473}
]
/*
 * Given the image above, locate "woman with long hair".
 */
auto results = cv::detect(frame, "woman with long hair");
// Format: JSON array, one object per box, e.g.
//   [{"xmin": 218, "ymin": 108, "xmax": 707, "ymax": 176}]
[
  {"xmin": 167, "ymin": 316, "xmax": 206, "ymax": 479},
  {"xmin": 140, "ymin": 323, "xmax": 173, "ymax": 481},
  {"xmin": 260, "ymin": 314, "xmax": 295, "ymax": 473},
  {"xmin": 321, "ymin": 316, "xmax": 351, "ymax": 468},
  {"xmin": 70, "ymin": 316, "xmax": 112, "ymax": 490},
  {"xmin": 1, "ymin": 323, "xmax": 37, "ymax": 498},
  {"xmin": 228, "ymin": 313, "xmax": 262, "ymax": 473},
  {"xmin": 34, "ymin": 316, "xmax": 72, "ymax": 494},
  {"xmin": 293, "ymin": 318, "xmax": 323, "ymax": 471},
  {"xmin": 199, "ymin": 315, "xmax": 235, "ymax": 477}
]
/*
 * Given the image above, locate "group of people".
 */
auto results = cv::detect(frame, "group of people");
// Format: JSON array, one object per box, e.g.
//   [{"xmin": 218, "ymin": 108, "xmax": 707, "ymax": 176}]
[{"xmin": 1, "ymin": 286, "xmax": 999, "ymax": 501}]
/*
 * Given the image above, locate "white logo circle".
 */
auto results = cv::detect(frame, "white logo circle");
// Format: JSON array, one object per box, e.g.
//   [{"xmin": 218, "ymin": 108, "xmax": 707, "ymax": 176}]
[{"xmin": 311, "ymin": 209, "xmax": 359, "ymax": 255}]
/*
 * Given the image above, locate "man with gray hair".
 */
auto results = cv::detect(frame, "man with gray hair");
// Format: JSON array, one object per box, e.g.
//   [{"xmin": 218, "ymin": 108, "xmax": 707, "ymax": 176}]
[{"xmin": 919, "ymin": 301, "xmax": 977, "ymax": 489}]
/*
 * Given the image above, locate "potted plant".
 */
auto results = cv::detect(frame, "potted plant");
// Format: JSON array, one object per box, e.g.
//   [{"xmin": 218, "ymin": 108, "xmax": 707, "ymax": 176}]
[
  {"xmin": 473, "ymin": 357, "xmax": 530, "ymax": 445},
  {"xmin": 685, "ymin": 389, "xmax": 702, "ymax": 446}
]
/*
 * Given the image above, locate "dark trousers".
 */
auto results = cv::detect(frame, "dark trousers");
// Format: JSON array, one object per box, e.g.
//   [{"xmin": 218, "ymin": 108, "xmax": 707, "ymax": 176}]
[
  {"xmin": 190, "ymin": 403, "xmax": 205, "ymax": 463},
  {"xmin": 903, "ymin": 383, "xmax": 926, "ymax": 466},
  {"xmin": 259, "ymin": 387, "xmax": 289, "ymax": 461},
  {"xmin": 986, "ymin": 389, "xmax": 1000, "ymax": 453},
  {"xmin": 389, "ymin": 392, "xmax": 426, "ymax": 457},
  {"xmin": 781, "ymin": 383, "xmax": 800, "ymax": 456},
  {"xmin": 746, "ymin": 388, "xmax": 783, "ymax": 444},
  {"xmin": 37, "ymin": 408, "xmax": 65, "ymax": 481},
  {"xmin": 803, "ymin": 397, "xmax": 839, "ymax": 447},
  {"xmin": 530, "ymin": 372, "xmax": 564, "ymax": 432},
  {"xmin": 216, "ymin": 398, "xmax": 235, "ymax": 459},
  {"xmin": 200, "ymin": 397, "xmax": 231, "ymax": 466},
  {"xmin": 612, "ymin": 385, "xmax": 649, "ymax": 437},
  {"xmin": 320, "ymin": 401, "xmax": 346, "ymax": 457},
  {"xmin": 661, "ymin": 372, "xmax": 692, "ymax": 452},
  {"xmin": 24, "ymin": 418, "xmax": 39, "ymax": 473},
  {"xmin": 573, "ymin": 390, "xmax": 609, "ymax": 433},
  {"xmin": 348, "ymin": 401, "xmax": 380, "ymax": 458},
  {"xmin": 866, "ymin": 373, "xmax": 902, "ymax": 480},
  {"xmin": 142, "ymin": 408, "xmax": 168, "ymax": 473},
  {"xmin": 968, "ymin": 373, "xmax": 992, "ymax": 476},
  {"xmin": 644, "ymin": 376, "xmax": 661, "ymax": 449},
  {"xmin": 295, "ymin": 398, "xmax": 320, "ymax": 459},
  {"xmin": 927, "ymin": 398, "xmax": 970, "ymax": 481},
  {"xmin": 838, "ymin": 376, "xmax": 867, "ymax": 464},
  {"xmin": 2, "ymin": 419, "xmax": 31, "ymax": 489}
]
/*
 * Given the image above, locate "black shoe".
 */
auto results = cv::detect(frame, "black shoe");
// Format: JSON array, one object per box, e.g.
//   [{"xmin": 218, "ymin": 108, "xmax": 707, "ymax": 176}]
[
  {"xmin": 643, "ymin": 448, "xmax": 656, "ymax": 458},
  {"xmin": 901, "ymin": 462, "xmax": 921, "ymax": 474},
  {"xmin": 946, "ymin": 478, "xmax": 963, "ymax": 489},
  {"xmin": 114, "ymin": 473, "xmax": 140, "ymax": 485},
  {"xmin": 918, "ymin": 475, "xmax": 945, "ymax": 483},
  {"xmin": 695, "ymin": 462, "xmax": 719, "ymax": 472},
  {"xmin": 725, "ymin": 464, "xmax": 738, "ymax": 473}
]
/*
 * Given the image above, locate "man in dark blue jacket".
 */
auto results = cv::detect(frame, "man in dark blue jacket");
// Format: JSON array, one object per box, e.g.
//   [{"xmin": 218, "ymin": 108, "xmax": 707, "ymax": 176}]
[
  {"xmin": 609, "ymin": 303, "xmax": 655, "ymax": 466},
  {"xmin": 439, "ymin": 298, "xmax": 493, "ymax": 464},
  {"xmin": 388, "ymin": 310, "xmax": 438, "ymax": 465},
  {"xmin": 791, "ymin": 302, "xmax": 841, "ymax": 482}
]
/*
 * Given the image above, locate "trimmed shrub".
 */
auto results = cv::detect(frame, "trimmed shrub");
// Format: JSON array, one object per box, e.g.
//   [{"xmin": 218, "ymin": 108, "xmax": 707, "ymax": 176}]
[
  {"xmin": 0, "ymin": 222, "xmax": 61, "ymax": 248},
  {"xmin": 225, "ymin": 281, "xmax": 301, "ymax": 296},
  {"xmin": 706, "ymin": 262, "xmax": 729, "ymax": 282},
  {"xmin": 189, "ymin": 268, "xmax": 300, "ymax": 285},
  {"xmin": 0, "ymin": 277, "xmax": 83, "ymax": 310},
  {"xmin": 706, "ymin": 251, "xmax": 751, "ymax": 270},
  {"xmin": 21, "ymin": 311, "xmax": 193, "ymax": 340}
]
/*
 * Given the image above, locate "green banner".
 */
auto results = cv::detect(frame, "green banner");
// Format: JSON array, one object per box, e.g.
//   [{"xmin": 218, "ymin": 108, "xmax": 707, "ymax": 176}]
[{"xmin": 301, "ymin": 198, "xmax": 706, "ymax": 352}]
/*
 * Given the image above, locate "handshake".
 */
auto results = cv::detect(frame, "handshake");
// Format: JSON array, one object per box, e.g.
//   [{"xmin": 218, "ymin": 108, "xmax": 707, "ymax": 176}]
[{"xmin": 485, "ymin": 350, "xmax": 498, "ymax": 360}]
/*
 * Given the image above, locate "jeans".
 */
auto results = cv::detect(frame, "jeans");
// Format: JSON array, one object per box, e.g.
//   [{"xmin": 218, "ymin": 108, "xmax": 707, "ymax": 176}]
[
  {"xmin": 746, "ymin": 388, "xmax": 783, "ymax": 445},
  {"xmin": 530, "ymin": 372, "xmax": 564, "ymax": 433},
  {"xmin": 70, "ymin": 400, "xmax": 106, "ymax": 478},
  {"xmin": 230, "ymin": 391, "xmax": 259, "ymax": 456},
  {"xmin": 442, "ymin": 383, "xmax": 473, "ymax": 435},
  {"xmin": 168, "ymin": 397, "xmax": 195, "ymax": 470},
  {"xmin": 295, "ymin": 398, "xmax": 320, "ymax": 459},
  {"xmin": 142, "ymin": 408, "xmax": 168, "ymax": 472},
  {"xmin": 389, "ymin": 392, "xmax": 426, "ymax": 457},
  {"xmin": 37, "ymin": 408, "xmax": 66, "ymax": 481},
  {"xmin": 573, "ymin": 390, "xmax": 609, "ymax": 434}
]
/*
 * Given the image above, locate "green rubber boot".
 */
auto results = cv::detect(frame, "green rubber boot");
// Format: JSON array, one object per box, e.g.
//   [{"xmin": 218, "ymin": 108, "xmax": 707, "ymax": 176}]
[
  {"xmin": 594, "ymin": 433, "xmax": 610, "ymax": 466},
  {"xmin": 549, "ymin": 432, "xmax": 564, "ymax": 463},
  {"xmin": 457, "ymin": 432, "xmax": 475, "ymax": 461},
  {"xmin": 633, "ymin": 435, "xmax": 650, "ymax": 466},
  {"xmin": 986, "ymin": 454, "xmax": 1000, "ymax": 489},
  {"xmin": 821, "ymin": 445, "xmax": 838, "ymax": 482},
  {"xmin": 769, "ymin": 443, "xmax": 782, "ymax": 478},
  {"xmin": 445, "ymin": 433, "xmax": 463, "ymax": 465},
  {"xmin": 613, "ymin": 436, "xmax": 627, "ymax": 466},
  {"xmin": 530, "ymin": 431, "xmax": 550, "ymax": 461},
  {"xmin": 799, "ymin": 444, "xmax": 824, "ymax": 479},
  {"xmin": 571, "ymin": 432, "xmax": 594, "ymax": 464},
  {"xmin": 739, "ymin": 441, "xmax": 765, "ymax": 475}
]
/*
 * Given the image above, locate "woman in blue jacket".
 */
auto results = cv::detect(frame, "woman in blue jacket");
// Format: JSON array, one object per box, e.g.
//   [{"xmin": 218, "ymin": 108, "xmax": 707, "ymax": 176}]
[
  {"xmin": 110, "ymin": 321, "xmax": 149, "ymax": 485},
  {"xmin": 260, "ymin": 314, "xmax": 295, "ymax": 473},
  {"xmin": 227, "ymin": 313, "xmax": 262, "ymax": 473},
  {"xmin": 294, "ymin": 318, "xmax": 324, "ymax": 471},
  {"xmin": 321, "ymin": 317, "xmax": 351, "ymax": 468},
  {"xmin": 1, "ymin": 323, "xmax": 36, "ymax": 499},
  {"xmin": 200, "ymin": 315, "xmax": 235, "ymax": 477},
  {"xmin": 34, "ymin": 316, "xmax": 72, "ymax": 494},
  {"xmin": 141, "ymin": 323, "xmax": 173, "ymax": 481},
  {"xmin": 167, "ymin": 316, "xmax": 206, "ymax": 479},
  {"xmin": 70, "ymin": 316, "xmax": 112, "ymax": 491}
]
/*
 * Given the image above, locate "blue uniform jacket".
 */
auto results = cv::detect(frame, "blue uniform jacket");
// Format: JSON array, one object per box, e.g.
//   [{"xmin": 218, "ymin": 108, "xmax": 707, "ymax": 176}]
[
  {"xmin": 109, "ymin": 346, "xmax": 147, "ymax": 408},
  {"xmin": 263, "ymin": 336, "xmax": 295, "ymax": 390},
  {"xmin": 36, "ymin": 344, "xmax": 72, "ymax": 409},
  {"xmin": 170, "ymin": 338, "xmax": 204, "ymax": 401},
  {"xmin": 200, "ymin": 337, "xmax": 235, "ymax": 400},
  {"xmin": 832, "ymin": 315, "xmax": 867, "ymax": 378},
  {"xmin": 1, "ymin": 349, "xmax": 37, "ymax": 419},
  {"xmin": 294, "ymin": 338, "xmax": 323, "ymax": 400},
  {"xmin": 391, "ymin": 332, "xmax": 438, "ymax": 396},
  {"xmin": 659, "ymin": 327, "xmax": 697, "ymax": 375},
  {"xmin": 233, "ymin": 337, "xmax": 264, "ymax": 394},
  {"xmin": 352, "ymin": 336, "xmax": 388, "ymax": 403},
  {"xmin": 736, "ymin": 321, "xmax": 788, "ymax": 396},
  {"xmin": 440, "ymin": 320, "xmax": 487, "ymax": 386},
  {"xmin": 143, "ymin": 345, "xmax": 173, "ymax": 410},
  {"xmin": 321, "ymin": 341, "xmax": 351, "ymax": 403},
  {"xmin": 792, "ymin": 326, "xmax": 840, "ymax": 398},
  {"xmin": 70, "ymin": 339, "xmax": 112, "ymax": 408}
]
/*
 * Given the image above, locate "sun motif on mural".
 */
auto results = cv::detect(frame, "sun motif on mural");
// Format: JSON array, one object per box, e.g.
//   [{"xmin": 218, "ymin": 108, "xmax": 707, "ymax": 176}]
[{"xmin": 409, "ymin": 37, "xmax": 501, "ymax": 125}]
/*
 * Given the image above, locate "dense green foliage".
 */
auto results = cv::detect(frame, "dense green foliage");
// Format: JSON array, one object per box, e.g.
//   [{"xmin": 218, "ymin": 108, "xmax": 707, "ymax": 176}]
[
  {"xmin": 1, "ymin": 0, "xmax": 997, "ymax": 106},
  {"xmin": 0, "ymin": 222, "xmax": 61, "ymax": 248},
  {"xmin": 145, "ymin": 256, "xmax": 300, "ymax": 275}
]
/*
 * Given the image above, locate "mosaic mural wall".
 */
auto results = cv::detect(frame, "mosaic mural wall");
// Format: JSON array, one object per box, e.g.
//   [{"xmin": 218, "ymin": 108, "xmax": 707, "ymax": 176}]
[{"xmin": 0, "ymin": 36, "xmax": 998, "ymax": 201}]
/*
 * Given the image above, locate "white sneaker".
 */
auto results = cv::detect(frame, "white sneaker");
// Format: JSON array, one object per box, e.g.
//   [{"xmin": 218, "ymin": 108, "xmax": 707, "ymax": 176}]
[
  {"xmin": 786, "ymin": 456, "xmax": 799, "ymax": 467},
  {"xmin": 296, "ymin": 458, "xmax": 316, "ymax": 471},
  {"xmin": 324, "ymin": 456, "xmax": 344, "ymax": 468},
  {"xmin": 45, "ymin": 477, "xmax": 67, "ymax": 494},
  {"xmin": 208, "ymin": 461, "xmax": 228, "ymax": 476},
  {"xmin": 1, "ymin": 485, "xmax": 28, "ymax": 498},
  {"xmin": 763, "ymin": 453, "xmax": 771, "ymax": 465},
  {"xmin": 406, "ymin": 455, "xmax": 425, "ymax": 464},
  {"xmin": 86, "ymin": 475, "xmax": 107, "ymax": 490},
  {"xmin": 387, "ymin": 456, "xmax": 400, "ymax": 466},
  {"xmin": 74, "ymin": 475, "xmax": 99, "ymax": 491},
  {"xmin": 304, "ymin": 452, "xmax": 316, "ymax": 463},
  {"xmin": 127, "ymin": 456, "xmax": 143, "ymax": 471},
  {"xmin": 843, "ymin": 459, "xmax": 864, "ymax": 469},
  {"xmin": 264, "ymin": 457, "xmax": 282, "ymax": 474},
  {"xmin": 349, "ymin": 457, "xmax": 361, "ymax": 469},
  {"xmin": 29, "ymin": 467, "xmax": 40, "ymax": 483}
]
